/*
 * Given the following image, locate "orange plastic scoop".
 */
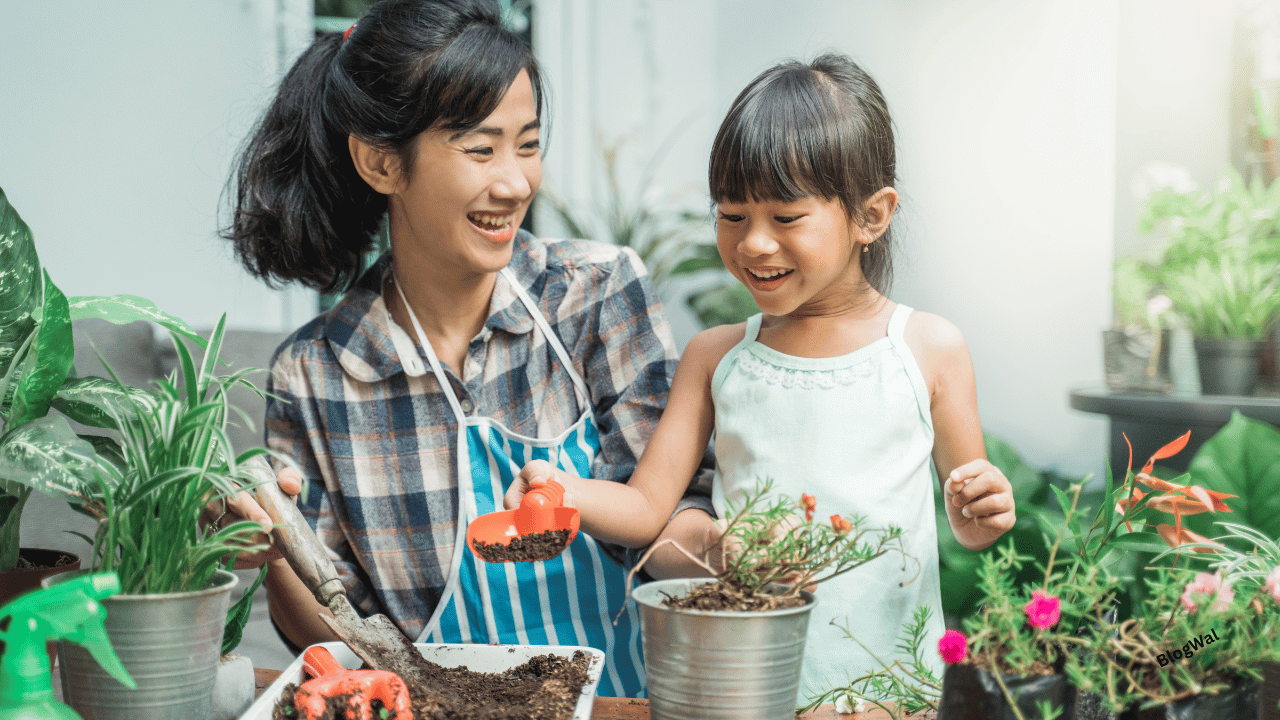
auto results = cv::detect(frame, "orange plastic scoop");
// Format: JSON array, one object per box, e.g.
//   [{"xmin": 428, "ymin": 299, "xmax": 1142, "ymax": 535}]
[
  {"xmin": 466, "ymin": 479, "xmax": 580, "ymax": 562},
  {"xmin": 294, "ymin": 645, "xmax": 412, "ymax": 720}
]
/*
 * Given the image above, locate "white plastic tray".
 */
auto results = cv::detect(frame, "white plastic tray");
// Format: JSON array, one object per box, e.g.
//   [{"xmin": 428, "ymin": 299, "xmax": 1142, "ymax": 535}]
[{"xmin": 240, "ymin": 641, "xmax": 605, "ymax": 720}]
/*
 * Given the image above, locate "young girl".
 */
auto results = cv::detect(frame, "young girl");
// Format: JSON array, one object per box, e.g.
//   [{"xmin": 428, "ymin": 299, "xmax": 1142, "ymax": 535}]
[{"xmin": 511, "ymin": 52, "xmax": 1016, "ymax": 691}]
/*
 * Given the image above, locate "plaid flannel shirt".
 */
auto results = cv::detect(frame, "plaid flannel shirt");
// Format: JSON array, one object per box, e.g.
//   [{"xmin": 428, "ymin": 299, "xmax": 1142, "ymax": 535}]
[{"xmin": 265, "ymin": 231, "xmax": 713, "ymax": 640}]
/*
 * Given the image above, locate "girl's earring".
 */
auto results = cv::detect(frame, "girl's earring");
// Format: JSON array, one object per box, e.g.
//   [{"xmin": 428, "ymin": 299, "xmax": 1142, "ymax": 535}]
[{"xmin": 862, "ymin": 244, "xmax": 869, "ymax": 253}]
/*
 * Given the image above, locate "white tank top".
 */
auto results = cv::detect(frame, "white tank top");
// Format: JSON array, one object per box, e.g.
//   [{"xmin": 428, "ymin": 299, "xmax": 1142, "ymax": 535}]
[{"xmin": 710, "ymin": 304, "xmax": 946, "ymax": 695}]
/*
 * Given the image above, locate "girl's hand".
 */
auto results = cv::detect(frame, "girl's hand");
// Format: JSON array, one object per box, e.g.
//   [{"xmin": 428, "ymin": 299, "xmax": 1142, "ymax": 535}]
[
  {"xmin": 944, "ymin": 459, "xmax": 1016, "ymax": 550},
  {"xmin": 505, "ymin": 459, "xmax": 579, "ymax": 511}
]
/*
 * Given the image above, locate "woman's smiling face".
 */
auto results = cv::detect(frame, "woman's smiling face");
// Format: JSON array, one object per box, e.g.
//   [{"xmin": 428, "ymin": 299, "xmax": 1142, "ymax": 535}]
[{"xmin": 387, "ymin": 69, "xmax": 542, "ymax": 278}]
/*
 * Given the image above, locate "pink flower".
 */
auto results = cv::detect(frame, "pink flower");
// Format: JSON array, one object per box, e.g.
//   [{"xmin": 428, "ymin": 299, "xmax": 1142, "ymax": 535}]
[
  {"xmin": 1265, "ymin": 567, "xmax": 1280, "ymax": 605},
  {"xmin": 1180, "ymin": 571, "xmax": 1234, "ymax": 613},
  {"xmin": 938, "ymin": 630, "xmax": 968, "ymax": 664},
  {"xmin": 1024, "ymin": 590, "xmax": 1061, "ymax": 629}
]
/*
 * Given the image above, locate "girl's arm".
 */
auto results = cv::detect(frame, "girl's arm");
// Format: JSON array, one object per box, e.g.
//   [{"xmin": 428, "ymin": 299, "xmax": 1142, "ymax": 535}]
[
  {"xmin": 908, "ymin": 311, "xmax": 1016, "ymax": 551},
  {"xmin": 512, "ymin": 324, "xmax": 739, "ymax": 548}
]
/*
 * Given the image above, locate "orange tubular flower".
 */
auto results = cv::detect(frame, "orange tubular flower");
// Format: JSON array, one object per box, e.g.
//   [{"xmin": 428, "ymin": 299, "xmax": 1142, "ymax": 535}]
[
  {"xmin": 1155, "ymin": 524, "xmax": 1221, "ymax": 553},
  {"xmin": 800, "ymin": 494, "xmax": 816, "ymax": 522},
  {"xmin": 1119, "ymin": 431, "xmax": 1236, "ymax": 544},
  {"xmin": 830, "ymin": 515, "xmax": 852, "ymax": 535}
]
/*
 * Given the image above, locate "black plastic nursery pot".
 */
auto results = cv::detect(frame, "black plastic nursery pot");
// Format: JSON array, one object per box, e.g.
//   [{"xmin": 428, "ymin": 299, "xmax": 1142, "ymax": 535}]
[
  {"xmin": 1156, "ymin": 680, "xmax": 1259, "ymax": 720},
  {"xmin": 939, "ymin": 663, "xmax": 1077, "ymax": 720}
]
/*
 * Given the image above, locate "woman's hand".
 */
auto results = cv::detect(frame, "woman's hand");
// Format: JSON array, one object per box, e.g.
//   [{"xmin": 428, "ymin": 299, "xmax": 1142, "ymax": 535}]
[
  {"xmin": 944, "ymin": 459, "xmax": 1016, "ymax": 550},
  {"xmin": 504, "ymin": 459, "xmax": 579, "ymax": 511},
  {"xmin": 202, "ymin": 464, "xmax": 305, "ymax": 569}
]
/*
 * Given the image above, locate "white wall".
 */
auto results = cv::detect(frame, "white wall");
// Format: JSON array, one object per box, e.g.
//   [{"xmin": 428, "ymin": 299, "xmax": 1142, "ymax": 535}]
[{"xmin": 0, "ymin": 1, "xmax": 315, "ymax": 333}]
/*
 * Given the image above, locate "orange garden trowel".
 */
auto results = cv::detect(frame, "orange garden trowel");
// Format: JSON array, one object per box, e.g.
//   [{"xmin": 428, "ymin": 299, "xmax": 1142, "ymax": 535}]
[
  {"xmin": 295, "ymin": 645, "xmax": 412, "ymax": 720},
  {"xmin": 466, "ymin": 479, "xmax": 579, "ymax": 562}
]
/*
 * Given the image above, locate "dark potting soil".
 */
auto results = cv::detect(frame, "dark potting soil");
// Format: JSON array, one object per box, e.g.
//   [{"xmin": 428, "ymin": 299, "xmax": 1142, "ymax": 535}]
[
  {"xmin": 15, "ymin": 549, "xmax": 76, "ymax": 571},
  {"xmin": 660, "ymin": 578, "xmax": 807, "ymax": 612},
  {"xmin": 472, "ymin": 529, "xmax": 571, "ymax": 563},
  {"xmin": 271, "ymin": 650, "xmax": 592, "ymax": 720}
]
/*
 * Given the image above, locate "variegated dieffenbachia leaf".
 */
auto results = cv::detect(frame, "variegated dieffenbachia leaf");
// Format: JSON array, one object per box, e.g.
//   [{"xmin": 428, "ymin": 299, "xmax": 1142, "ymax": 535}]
[
  {"xmin": 0, "ymin": 186, "xmax": 42, "ymax": 407},
  {"xmin": 68, "ymin": 294, "xmax": 202, "ymax": 347},
  {"xmin": 52, "ymin": 375, "xmax": 157, "ymax": 431},
  {"xmin": 0, "ymin": 414, "xmax": 99, "ymax": 502},
  {"xmin": 9, "ymin": 270, "xmax": 74, "ymax": 426}
]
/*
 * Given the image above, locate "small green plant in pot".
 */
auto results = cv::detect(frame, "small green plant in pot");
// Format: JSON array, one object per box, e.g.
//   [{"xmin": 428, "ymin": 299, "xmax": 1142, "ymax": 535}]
[
  {"xmin": 40, "ymin": 316, "xmax": 272, "ymax": 720},
  {"xmin": 1105, "ymin": 257, "xmax": 1172, "ymax": 394},
  {"xmin": 626, "ymin": 479, "xmax": 904, "ymax": 720},
  {"xmin": 1138, "ymin": 166, "xmax": 1280, "ymax": 396}
]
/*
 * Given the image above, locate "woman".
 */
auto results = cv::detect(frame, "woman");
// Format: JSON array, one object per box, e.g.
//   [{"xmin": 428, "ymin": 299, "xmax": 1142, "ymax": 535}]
[{"xmin": 219, "ymin": 0, "xmax": 712, "ymax": 697}]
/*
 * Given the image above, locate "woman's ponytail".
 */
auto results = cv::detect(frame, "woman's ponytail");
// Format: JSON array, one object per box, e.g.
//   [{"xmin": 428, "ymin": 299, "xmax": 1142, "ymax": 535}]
[{"xmin": 223, "ymin": 32, "xmax": 384, "ymax": 294}]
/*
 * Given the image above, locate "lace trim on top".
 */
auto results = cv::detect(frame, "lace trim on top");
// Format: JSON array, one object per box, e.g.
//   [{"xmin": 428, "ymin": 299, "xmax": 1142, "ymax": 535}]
[{"xmin": 734, "ymin": 345, "xmax": 883, "ymax": 388}]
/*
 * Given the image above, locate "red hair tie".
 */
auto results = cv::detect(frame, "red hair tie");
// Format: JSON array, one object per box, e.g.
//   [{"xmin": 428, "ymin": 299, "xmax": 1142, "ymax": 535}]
[{"xmin": 342, "ymin": 23, "xmax": 356, "ymax": 43}]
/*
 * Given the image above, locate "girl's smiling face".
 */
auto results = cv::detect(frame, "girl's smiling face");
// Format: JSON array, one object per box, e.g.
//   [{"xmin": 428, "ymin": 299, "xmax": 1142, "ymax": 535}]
[
  {"xmin": 716, "ymin": 195, "xmax": 870, "ymax": 317},
  {"xmin": 386, "ymin": 69, "xmax": 542, "ymax": 279}
]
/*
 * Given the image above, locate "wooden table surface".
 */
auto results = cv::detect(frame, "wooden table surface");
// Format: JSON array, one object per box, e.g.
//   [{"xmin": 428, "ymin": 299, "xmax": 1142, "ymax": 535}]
[{"xmin": 254, "ymin": 668, "xmax": 897, "ymax": 719}]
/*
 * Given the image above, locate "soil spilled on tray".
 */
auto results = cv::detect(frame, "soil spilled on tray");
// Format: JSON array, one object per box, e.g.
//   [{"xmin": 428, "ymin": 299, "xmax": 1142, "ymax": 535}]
[
  {"xmin": 272, "ymin": 650, "xmax": 592, "ymax": 720},
  {"xmin": 472, "ymin": 529, "xmax": 571, "ymax": 563}
]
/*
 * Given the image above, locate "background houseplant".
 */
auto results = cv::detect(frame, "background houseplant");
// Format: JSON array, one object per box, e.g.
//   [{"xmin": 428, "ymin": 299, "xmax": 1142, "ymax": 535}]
[
  {"xmin": 540, "ymin": 134, "xmax": 758, "ymax": 331},
  {"xmin": 1138, "ymin": 166, "xmax": 1280, "ymax": 395},
  {"xmin": 1105, "ymin": 257, "xmax": 1172, "ymax": 394}
]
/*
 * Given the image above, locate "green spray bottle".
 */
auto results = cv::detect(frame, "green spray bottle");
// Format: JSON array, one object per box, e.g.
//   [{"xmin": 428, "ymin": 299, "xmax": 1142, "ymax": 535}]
[{"xmin": 0, "ymin": 572, "xmax": 135, "ymax": 720}]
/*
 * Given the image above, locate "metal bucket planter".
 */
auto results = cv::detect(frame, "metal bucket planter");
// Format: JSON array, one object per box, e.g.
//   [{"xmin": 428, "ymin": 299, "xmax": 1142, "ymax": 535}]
[
  {"xmin": 938, "ymin": 663, "xmax": 1076, "ymax": 720},
  {"xmin": 44, "ymin": 568, "xmax": 238, "ymax": 720},
  {"xmin": 632, "ymin": 577, "xmax": 815, "ymax": 720},
  {"xmin": 1193, "ymin": 337, "xmax": 1262, "ymax": 396}
]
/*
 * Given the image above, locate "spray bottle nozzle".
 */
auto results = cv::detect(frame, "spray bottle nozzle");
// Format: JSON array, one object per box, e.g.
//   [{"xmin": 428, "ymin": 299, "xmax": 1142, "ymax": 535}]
[{"xmin": 0, "ymin": 572, "xmax": 135, "ymax": 720}]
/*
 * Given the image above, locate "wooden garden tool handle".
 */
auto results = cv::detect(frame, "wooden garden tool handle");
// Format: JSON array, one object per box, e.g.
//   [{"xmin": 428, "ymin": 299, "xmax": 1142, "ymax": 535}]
[{"xmin": 247, "ymin": 457, "xmax": 346, "ymax": 607}]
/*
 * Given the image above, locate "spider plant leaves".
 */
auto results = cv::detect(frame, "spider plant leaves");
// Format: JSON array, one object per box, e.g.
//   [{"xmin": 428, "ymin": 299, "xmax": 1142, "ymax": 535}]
[
  {"xmin": 9, "ymin": 271, "xmax": 74, "ymax": 427},
  {"xmin": 0, "ymin": 186, "xmax": 42, "ymax": 395},
  {"xmin": 0, "ymin": 415, "xmax": 99, "ymax": 503},
  {"xmin": 68, "ymin": 294, "xmax": 202, "ymax": 348}
]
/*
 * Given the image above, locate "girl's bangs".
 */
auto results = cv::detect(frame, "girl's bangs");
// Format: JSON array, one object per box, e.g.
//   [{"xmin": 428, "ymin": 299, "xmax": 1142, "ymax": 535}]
[{"xmin": 710, "ymin": 70, "xmax": 838, "ymax": 206}]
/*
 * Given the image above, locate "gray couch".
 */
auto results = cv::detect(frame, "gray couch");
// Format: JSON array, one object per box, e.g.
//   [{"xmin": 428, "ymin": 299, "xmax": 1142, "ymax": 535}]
[{"xmin": 21, "ymin": 318, "xmax": 297, "ymax": 669}]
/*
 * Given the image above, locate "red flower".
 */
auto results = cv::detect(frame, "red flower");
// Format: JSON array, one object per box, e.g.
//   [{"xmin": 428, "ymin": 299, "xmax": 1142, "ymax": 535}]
[
  {"xmin": 938, "ymin": 629, "xmax": 968, "ymax": 664},
  {"xmin": 800, "ymin": 494, "xmax": 816, "ymax": 522},
  {"xmin": 830, "ymin": 515, "xmax": 852, "ymax": 535},
  {"xmin": 1024, "ymin": 589, "xmax": 1061, "ymax": 629}
]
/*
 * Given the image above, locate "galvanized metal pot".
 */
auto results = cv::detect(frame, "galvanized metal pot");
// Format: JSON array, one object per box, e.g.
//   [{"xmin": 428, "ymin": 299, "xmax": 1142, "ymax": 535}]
[
  {"xmin": 44, "ymin": 568, "xmax": 238, "ymax": 720},
  {"xmin": 633, "ymin": 577, "xmax": 815, "ymax": 720}
]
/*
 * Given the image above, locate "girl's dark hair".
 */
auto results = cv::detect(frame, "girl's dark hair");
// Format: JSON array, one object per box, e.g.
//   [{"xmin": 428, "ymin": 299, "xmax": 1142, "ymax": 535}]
[
  {"xmin": 709, "ymin": 52, "xmax": 896, "ymax": 292},
  {"xmin": 223, "ymin": 0, "xmax": 544, "ymax": 293}
]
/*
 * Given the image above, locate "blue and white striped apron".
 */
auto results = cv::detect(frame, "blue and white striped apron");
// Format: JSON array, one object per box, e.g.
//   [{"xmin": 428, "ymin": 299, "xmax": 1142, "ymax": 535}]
[{"xmin": 396, "ymin": 267, "xmax": 645, "ymax": 698}]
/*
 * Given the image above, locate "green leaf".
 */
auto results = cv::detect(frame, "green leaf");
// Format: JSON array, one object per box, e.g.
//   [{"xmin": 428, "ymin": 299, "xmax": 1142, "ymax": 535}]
[
  {"xmin": 222, "ymin": 564, "xmax": 268, "ymax": 655},
  {"xmin": 670, "ymin": 244, "xmax": 725, "ymax": 276},
  {"xmin": 52, "ymin": 375, "xmax": 155, "ymax": 430},
  {"xmin": 0, "ymin": 489, "xmax": 26, "ymax": 572},
  {"xmin": 1181, "ymin": 412, "xmax": 1280, "ymax": 540},
  {"xmin": 687, "ymin": 281, "xmax": 758, "ymax": 328},
  {"xmin": 0, "ymin": 186, "xmax": 42, "ymax": 392},
  {"xmin": 0, "ymin": 415, "xmax": 99, "ymax": 501},
  {"xmin": 67, "ymin": 295, "xmax": 202, "ymax": 347},
  {"xmin": 10, "ymin": 271, "xmax": 74, "ymax": 426}
]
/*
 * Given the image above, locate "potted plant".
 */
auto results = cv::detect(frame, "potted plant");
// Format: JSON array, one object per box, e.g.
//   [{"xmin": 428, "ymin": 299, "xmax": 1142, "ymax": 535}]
[
  {"xmin": 0, "ymin": 185, "xmax": 209, "ymax": 601},
  {"xmin": 1104, "ymin": 257, "xmax": 1172, "ymax": 394},
  {"xmin": 1137, "ymin": 166, "xmax": 1280, "ymax": 396},
  {"xmin": 41, "ymin": 316, "xmax": 271, "ymax": 720},
  {"xmin": 624, "ymin": 480, "xmax": 904, "ymax": 720}
]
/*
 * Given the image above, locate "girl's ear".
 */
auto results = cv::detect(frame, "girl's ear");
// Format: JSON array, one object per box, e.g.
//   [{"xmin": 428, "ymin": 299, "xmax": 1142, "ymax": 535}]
[
  {"xmin": 858, "ymin": 187, "xmax": 899, "ymax": 242},
  {"xmin": 349, "ymin": 135, "xmax": 403, "ymax": 195}
]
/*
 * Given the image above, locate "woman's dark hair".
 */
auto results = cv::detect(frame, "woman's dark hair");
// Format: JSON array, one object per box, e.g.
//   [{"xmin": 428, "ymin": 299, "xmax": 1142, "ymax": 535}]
[
  {"xmin": 223, "ymin": 0, "xmax": 544, "ymax": 293},
  {"xmin": 708, "ymin": 52, "xmax": 897, "ymax": 293}
]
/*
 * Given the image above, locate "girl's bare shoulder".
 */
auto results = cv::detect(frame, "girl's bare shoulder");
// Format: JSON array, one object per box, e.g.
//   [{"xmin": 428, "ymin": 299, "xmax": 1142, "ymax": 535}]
[
  {"xmin": 902, "ymin": 310, "xmax": 973, "ymax": 387},
  {"xmin": 681, "ymin": 322, "xmax": 750, "ymax": 375}
]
